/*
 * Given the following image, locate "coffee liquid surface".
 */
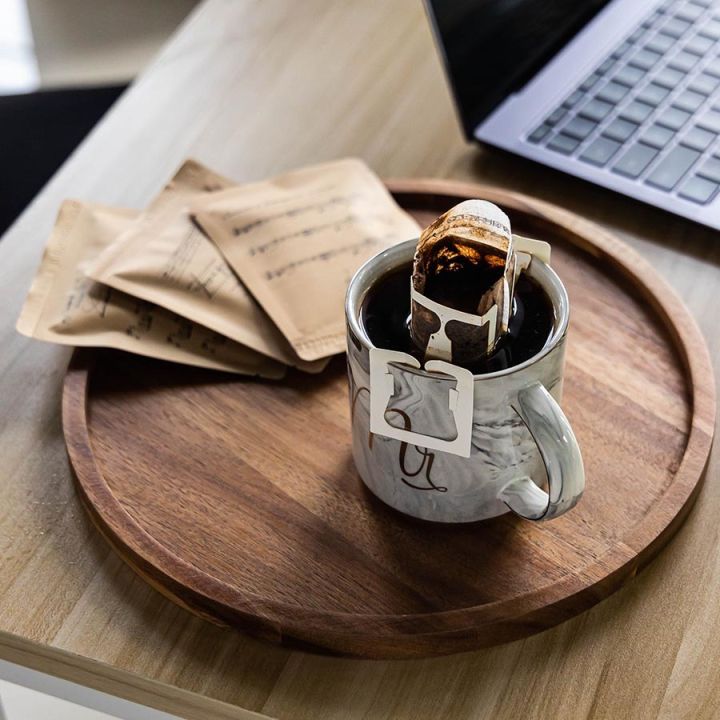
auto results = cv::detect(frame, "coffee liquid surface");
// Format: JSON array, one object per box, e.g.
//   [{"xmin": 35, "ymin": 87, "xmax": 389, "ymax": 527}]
[{"xmin": 362, "ymin": 262, "xmax": 554, "ymax": 375}]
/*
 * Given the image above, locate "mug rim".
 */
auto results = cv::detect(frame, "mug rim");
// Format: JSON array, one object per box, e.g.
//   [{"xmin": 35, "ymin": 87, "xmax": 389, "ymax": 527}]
[{"xmin": 346, "ymin": 239, "xmax": 569, "ymax": 380}]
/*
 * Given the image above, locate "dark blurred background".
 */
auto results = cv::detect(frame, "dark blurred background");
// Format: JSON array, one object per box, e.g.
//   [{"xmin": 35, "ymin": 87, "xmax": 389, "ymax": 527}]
[{"xmin": 0, "ymin": 0, "xmax": 198, "ymax": 235}]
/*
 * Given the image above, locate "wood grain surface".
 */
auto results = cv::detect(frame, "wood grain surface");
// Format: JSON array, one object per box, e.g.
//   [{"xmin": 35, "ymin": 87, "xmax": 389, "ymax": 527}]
[
  {"xmin": 61, "ymin": 181, "xmax": 714, "ymax": 659},
  {"xmin": 1, "ymin": 0, "xmax": 720, "ymax": 718}
]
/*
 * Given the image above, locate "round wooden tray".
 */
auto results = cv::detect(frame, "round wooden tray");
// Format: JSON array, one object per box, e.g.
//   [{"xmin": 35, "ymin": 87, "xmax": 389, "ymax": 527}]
[{"xmin": 63, "ymin": 179, "xmax": 716, "ymax": 659}]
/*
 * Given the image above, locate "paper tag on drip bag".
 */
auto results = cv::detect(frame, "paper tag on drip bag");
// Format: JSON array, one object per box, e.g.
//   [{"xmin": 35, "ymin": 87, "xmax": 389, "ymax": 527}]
[
  {"xmin": 192, "ymin": 158, "xmax": 421, "ymax": 362},
  {"xmin": 16, "ymin": 201, "xmax": 285, "ymax": 378},
  {"xmin": 85, "ymin": 160, "xmax": 327, "ymax": 373}
]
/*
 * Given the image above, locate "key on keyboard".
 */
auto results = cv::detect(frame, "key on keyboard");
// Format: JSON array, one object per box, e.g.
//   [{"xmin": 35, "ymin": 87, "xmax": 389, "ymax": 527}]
[
  {"xmin": 656, "ymin": 106, "xmax": 691, "ymax": 130},
  {"xmin": 638, "ymin": 83, "xmax": 670, "ymax": 106},
  {"xmin": 700, "ymin": 18, "xmax": 720, "ymax": 40},
  {"xmin": 677, "ymin": 3, "xmax": 704, "ymax": 21},
  {"xmin": 579, "ymin": 98, "xmax": 613, "ymax": 122},
  {"xmin": 579, "ymin": 73, "xmax": 602, "ymax": 92},
  {"xmin": 613, "ymin": 41, "xmax": 632, "ymax": 59},
  {"xmin": 613, "ymin": 143, "xmax": 659, "ymax": 178},
  {"xmin": 614, "ymin": 65, "xmax": 645, "ymax": 87},
  {"xmin": 704, "ymin": 57, "xmax": 720, "ymax": 78},
  {"xmin": 696, "ymin": 156, "xmax": 720, "ymax": 182},
  {"xmin": 674, "ymin": 89, "xmax": 706, "ymax": 112},
  {"xmin": 641, "ymin": 124, "xmax": 675, "ymax": 148},
  {"xmin": 690, "ymin": 73, "xmax": 720, "ymax": 95},
  {"xmin": 563, "ymin": 90, "xmax": 583, "ymax": 108},
  {"xmin": 580, "ymin": 137, "xmax": 621, "ymax": 166},
  {"xmin": 597, "ymin": 58, "xmax": 616, "ymax": 75},
  {"xmin": 678, "ymin": 174, "xmax": 719, "ymax": 203},
  {"xmin": 528, "ymin": 125, "xmax": 552, "ymax": 143},
  {"xmin": 698, "ymin": 111, "xmax": 720, "ymax": 133},
  {"xmin": 663, "ymin": 16, "xmax": 692, "ymax": 37},
  {"xmin": 621, "ymin": 100, "xmax": 655, "ymax": 124},
  {"xmin": 670, "ymin": 50, "xmax": 700, "ymax": 72},
  {"xmin": 597, "ymin": 81, "xmax": 630, "ymax": 104},
  {"xmin": 562, "ymin": 116, "xmax": 597, "ymax": 140},
  {"xmin": 683, "ymin": 126, "xmax": 717, "ymax": 150},
  {"xmin": 630, "ymin": 48, "xmax": 663, "ymax": 70},
  {"xmin": 604, "ymin": 118, "xmax": 638, "ymax": 142},
  {"xmin": 655, "ymin": 66, "xmax": 684, "ymax": 89},
  {"xmin": 547, "ymin": 133, "xmax": 580, "ymax": 155},
  {"xmin": 546, "ymin": 107, "xmax": 566, "ymax": 126},
  {"xmin": 646, "ymin": 145, "xmax": 701, "ymax": 189},
  {"xmin": 685, "ymin": 34, "xmax": 713, "ymax": 55},
  {"xmin": 646, "ymin": 33, "xmax": 675, "ymax": 53}
]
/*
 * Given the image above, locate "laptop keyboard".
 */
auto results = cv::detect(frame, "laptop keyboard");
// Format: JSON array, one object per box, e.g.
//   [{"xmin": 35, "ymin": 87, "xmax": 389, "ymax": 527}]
[{"xmin": 527, "ymin": 0, "xmax": 720, "ymax": 205}]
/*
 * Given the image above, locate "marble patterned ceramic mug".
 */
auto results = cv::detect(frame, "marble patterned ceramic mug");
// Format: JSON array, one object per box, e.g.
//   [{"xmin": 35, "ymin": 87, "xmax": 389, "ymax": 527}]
[{"xmin": 345, "ymin": 239, "xmax": 585, "ymax": 523}]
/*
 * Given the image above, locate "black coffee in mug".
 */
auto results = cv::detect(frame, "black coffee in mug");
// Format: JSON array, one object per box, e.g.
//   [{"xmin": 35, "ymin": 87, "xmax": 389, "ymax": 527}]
[{"xmin": 361, "ymin": 262, "xmax": 555, "ymax": 375}]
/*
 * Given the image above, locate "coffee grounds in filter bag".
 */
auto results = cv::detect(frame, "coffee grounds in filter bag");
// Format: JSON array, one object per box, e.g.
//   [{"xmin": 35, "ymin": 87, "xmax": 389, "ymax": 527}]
[
  {"xmin": 410, "ymin": 200, "xmax": 518, "ymax": 367},
  {"xmin": 364, "ymin": 199, "xmax": 554, "ymax": 374}
]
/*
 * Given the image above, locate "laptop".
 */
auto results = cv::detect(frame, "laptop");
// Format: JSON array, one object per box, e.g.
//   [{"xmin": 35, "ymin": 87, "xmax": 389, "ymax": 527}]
[{"xmin": 425, "ymin": 0, "xmax": 720, "ymax": 229}]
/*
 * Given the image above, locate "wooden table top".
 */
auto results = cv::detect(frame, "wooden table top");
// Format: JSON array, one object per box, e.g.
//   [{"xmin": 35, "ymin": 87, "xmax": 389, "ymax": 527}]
[{"xmin": 0, "ymin": 1, "xmax": 718, "ymax": 718}]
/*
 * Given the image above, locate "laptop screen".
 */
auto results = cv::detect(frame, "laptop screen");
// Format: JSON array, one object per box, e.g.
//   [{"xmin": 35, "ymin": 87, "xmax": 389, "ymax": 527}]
[{"xmin": 426, "ymin": 0, "xmax": 612, "ymax": 138}]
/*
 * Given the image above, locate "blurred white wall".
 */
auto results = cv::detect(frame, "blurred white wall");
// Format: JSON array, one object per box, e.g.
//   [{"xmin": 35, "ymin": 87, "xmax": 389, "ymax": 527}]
[
  {"xmin": 25, "ymin": 0, "xmax": 199, "ymax": 87},
  {"xmin": 0, "ymin": 0, "xmax": 39, "ymax": 92}
]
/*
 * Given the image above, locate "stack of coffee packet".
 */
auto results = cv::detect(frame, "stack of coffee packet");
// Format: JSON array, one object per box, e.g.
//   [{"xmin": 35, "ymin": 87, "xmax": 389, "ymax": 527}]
[{"xmin": 17, "ymin": 158, "xmax": 420, "ymax": 377}]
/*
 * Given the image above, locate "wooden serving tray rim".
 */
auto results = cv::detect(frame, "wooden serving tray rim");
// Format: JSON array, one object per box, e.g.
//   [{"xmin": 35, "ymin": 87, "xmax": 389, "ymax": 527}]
[{"xmin": 62, "ymin": 179, "xmax": 716, "ymax": 650}]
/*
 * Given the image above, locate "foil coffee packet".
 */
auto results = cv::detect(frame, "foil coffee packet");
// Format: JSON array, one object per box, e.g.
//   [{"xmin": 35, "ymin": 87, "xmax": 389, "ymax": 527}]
[
  {"xmin": 85, "ymin": 159, "xmax": 327, "ymax": 373},
  {"xmin": 16, "ymin": 200, "xmax": 285, "ymax": 378},
  {"xmin": 192, "ymin": 158, "xmax": 421, "ymax": 361}
]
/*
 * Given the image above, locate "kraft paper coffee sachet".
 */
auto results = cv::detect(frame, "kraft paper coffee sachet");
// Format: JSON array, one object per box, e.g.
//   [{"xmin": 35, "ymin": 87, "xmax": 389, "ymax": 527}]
[
  {"xmin": 193, "ymin": 158, "xmax": 421, "ymax": 361},
  {"xmin": 16, "ymin": 200, "xmax": 285, "ymax": 378},
  {"xmin": 86, "ymin": 159, "xmax": 326, "ymax": 373}
]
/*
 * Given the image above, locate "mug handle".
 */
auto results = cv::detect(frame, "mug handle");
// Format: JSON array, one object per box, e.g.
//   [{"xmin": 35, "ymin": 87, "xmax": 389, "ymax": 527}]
[{"xmin": 498, "ymin": 382, "xmax": 585, "ymax": 521}]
